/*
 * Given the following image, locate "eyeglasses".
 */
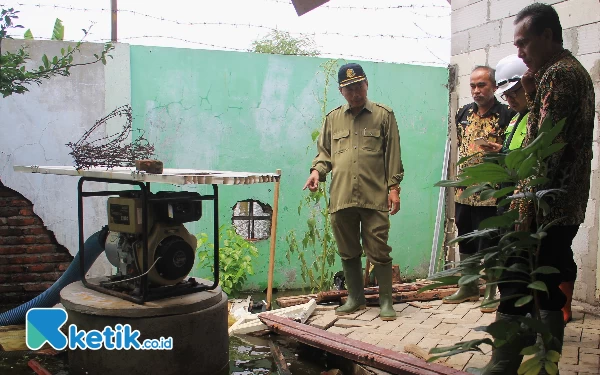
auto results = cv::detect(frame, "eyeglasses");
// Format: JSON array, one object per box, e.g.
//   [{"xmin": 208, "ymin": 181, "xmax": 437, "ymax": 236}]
[{"xmin": 500, "ymin": 86, "xmax": 522, "ymax": 101}]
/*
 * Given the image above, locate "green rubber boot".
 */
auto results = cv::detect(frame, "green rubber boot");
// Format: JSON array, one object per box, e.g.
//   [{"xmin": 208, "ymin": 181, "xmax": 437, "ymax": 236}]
[
  {"xmin": 477, "ymin": 312, "xmax": 534, "ymax": 375},
  {"xmin": 538, "ymin": 310, "xmax": 564, "ymax": 375},
  {"xmin": 480, "ymin": 269, "xmax": 499, "ymax": 313},
  {"xmin": 335, "ymin": 257, "xmax": 366, "ymax": 316},
  {"xmin": 443, "ymin": 253, "xmax": 480, "ymax": 304},
  {"xmin": 373, "ymin": 262, "xmax": 397, "ymax": 321}
]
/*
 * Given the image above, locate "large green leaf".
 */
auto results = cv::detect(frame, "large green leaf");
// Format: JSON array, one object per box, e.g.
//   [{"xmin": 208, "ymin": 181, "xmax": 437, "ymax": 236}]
[
  {"xmin": 539, "ymin": 115, "xmax": 566, "ymax": 144},
  {"xmin": 492, "ymin": 186, "xmax": 516, "ymax": 199},
  {"xmin": 51, "ymin": 18, "xmax": 64, "ymax": 40},
  {"xmin": 528, "ymin": 280, "xmax": 548, "ymax": 293},
  {"xmin": 532, "ymin": 266, "xmax": 560, "ymax": 275},
  {"xmin": 479, "ymin": 188, "xmax": 497, "ymax": 201},
  {"xmin": 505, "ymin": 149, "xmax": 526, "ymax": 170},
  {"xmin": 479, "ymin": 209, "xmax": 518, "ymax": 230},
  {"xmin": 461, "ymin": 163, "xmax": 510, "ymax": 184},
  {"xmin": 459, "ymin": 184, "xmax": 487, "ymax": 201},
  {"xmin": 540, "ymin": 142, "xmax": 566, "ymax": 159},
  {"xmin": 520, "ymin": 344, "xmax": 540, "ymax": 356},
  {"xmin": 526, "ymin": 177, "xmax": 550, "ymax": 187},
  {"xmin": 544, "ymin": 360, "xmax": 559, "ymax": 375},
  {"xmin": 514, "ymin": 295, "xmax": 533, "ymax": 307},
  {"xmin": 459, "ymin": 274, "xmax": 481, "ymax": 285},
  {"xmin": 23, "ymin": 28, "xmax": 33, "ymax": 39},
  {"xmin": 517, "ymin": 154, "xmax": 537, "ymax": 179},
  {"xmin": 546, "ymin": 350, "xmax": 560, "ymax": 362},
  {"xmin": 518, "ymin": 357, "xmax": 542, "ymax": 375}
]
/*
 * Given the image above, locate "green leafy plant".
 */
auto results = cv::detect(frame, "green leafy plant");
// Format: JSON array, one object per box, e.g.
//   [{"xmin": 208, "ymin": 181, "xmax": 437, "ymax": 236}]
[
  {"xmin": 1, "ymin": 8, "xmax": 114, "ymax": 97},
  {"xmin": 196, "ymin": 224, "xmax": 259, "ymax": 296},
  {"xmin": 251, "ymin": 30, "xmax": 319, "ymax": 56},
  {"xmin": 23, "ymin": 17, "xmax": 65, "ymax": 41},
  {"xmin": 286, "ymin": 59, "xmax": 341, "ymax": 293},
  {"xmin": 422, "ymin": 113, "xmax": 567, "ymax": 374}
]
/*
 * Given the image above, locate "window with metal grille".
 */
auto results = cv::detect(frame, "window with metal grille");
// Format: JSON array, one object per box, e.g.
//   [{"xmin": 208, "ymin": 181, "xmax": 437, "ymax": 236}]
[{"xmin": 232, "ymin": 200, "xmax": 272, "ymax": 240}]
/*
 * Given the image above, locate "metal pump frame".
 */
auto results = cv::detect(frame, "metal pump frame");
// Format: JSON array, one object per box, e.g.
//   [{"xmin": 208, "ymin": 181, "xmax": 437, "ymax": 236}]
[{"xmin": 77, "ymin": 176, "xmax": 219, "ymax": 304}]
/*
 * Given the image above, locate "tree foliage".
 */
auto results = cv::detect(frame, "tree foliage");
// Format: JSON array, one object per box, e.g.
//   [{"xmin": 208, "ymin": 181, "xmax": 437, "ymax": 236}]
[
  {"xmin": 0, "ymin": 8, "xmax": 113, "ymax": 98},
  {"xmin": 251, "ymin": 30, "xmax": 319, "ymax": 57}
]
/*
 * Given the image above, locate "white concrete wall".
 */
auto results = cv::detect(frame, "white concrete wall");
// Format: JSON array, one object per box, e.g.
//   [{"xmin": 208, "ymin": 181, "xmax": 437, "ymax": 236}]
[
  {"xmin": 0, "ymin": 40, "xmax": 131, "ymax": 277},
  {"xmin": 450, "ymin": 0, "xmax": 600, "ymax": 304}
]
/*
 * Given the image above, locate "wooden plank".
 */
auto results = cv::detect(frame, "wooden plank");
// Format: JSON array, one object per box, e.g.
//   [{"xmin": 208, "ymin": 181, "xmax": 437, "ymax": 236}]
[
  {"xmin": 269, "ymin": 340, "xmax": 292, "ymax": 375},
  {"xmin": 266, "ymin": 169, "xmax": 282, "ymax": 310},
  {"xmin": 259, "ymin": 314, "xmax": 469, "ymax": 375},
  {"xmin": 28, "ymin": 360, "xmax": 53, "ymax": 375}
]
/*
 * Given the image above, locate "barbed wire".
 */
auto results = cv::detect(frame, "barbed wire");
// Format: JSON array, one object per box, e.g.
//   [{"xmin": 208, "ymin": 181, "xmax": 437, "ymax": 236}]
[
  {"xmin": 262, "ymin": 0, "xmax": 449, "ymax": 10},
  {"xmin": 2, "ymin": 2, "xmax": 449, "ymax": 65},
  {"xmin": 4, "ymin": 30, "xmax": 445, "ymax": 66},
  {"xmin": 86, "ymin": 34, "xmax": 444, "ymax": 66},
  {"xmin": 261, "ymin": 0, "xmax": 450, "ymax": 17},
  {"xmin": 0, "ymin": 3, "xmax": 449, "ymax": 40}
]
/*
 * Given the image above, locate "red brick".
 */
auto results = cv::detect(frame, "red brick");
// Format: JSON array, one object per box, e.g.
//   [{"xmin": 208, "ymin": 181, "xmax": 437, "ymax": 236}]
[
  {"xmin": 0, "ymin": 265, "xmax": 26, "ymax": 273},
  {"xmin": 0, "ymin": 235, "xmax": 52, "ymax": 245},
  {"xmin": 21, "ymin": 227, "xmax": 48, "ymax": 236},
  {"xmin": 0, "ymin": 246, "xmax": 27, "ymax": 255},
  {"xmin": 57, "ymin": 263, "xmax": 70, "ymax": 271},
  {"xmin": 40, "ymin": 253, "xmax": 72, "ymax": 262},
  {"xmin": 0, "ymin": 244, "xmax": 57, "ymax": 255},
  {"xmin": 0, "ymin": 207, "xmax": 20, "ymax": 216},
  {"xmin": 0, "ymin": 198, "xmax": 32, "ymax": 207},
  {"xmin": 22, "ymin": 282, "xmax": 53, "ymax": 292},
  {"xmin": 18, "ymin": 208, "xmax": 35, "ymax": 216},
  {"xmin": 6, "ymin": 253, "xmax": 70, "ymax": 264},
  {"xmin": 0, "ymin": 284, "xmax": 24, "ymax": 292},
  {"xmin": 0, "ymin": 227, "xmax": 24, "ymax": 236},
  {"xmin": 26, "ymin": 244, "xmax": 58, "ymax": 254},
  {"xmin": 9, "ymin": 272, "xmax": 64, "ymax": 283},
  {"xmin": 0, "ymin": 292, "xmax": 39, "ymax": 304},
  {"xmin": 0, "ymin": 226, "xmax": 50, "ymax": 236},
  {"xmin": 7, "ymin": 217, "xmax": 40, "ymax": 226},
  {"xmin": 0, "ymin": 190, "xmax": 17, "ymax": 197},
  {"xmin": 25, "ymin": 264, "xmax": 58, "ymax": 273}
]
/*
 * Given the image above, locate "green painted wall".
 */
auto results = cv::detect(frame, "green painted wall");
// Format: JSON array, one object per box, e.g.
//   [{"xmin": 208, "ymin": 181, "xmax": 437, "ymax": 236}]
[{"xmin": 130, "ymin": 45, "xmax": 449, "ymax": 291}]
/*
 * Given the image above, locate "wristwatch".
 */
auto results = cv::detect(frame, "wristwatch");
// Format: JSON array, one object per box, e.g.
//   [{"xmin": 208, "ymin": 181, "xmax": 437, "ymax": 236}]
[{"xmin": 389, "ymin": 185, "xmax": 400, "ymax": 192}]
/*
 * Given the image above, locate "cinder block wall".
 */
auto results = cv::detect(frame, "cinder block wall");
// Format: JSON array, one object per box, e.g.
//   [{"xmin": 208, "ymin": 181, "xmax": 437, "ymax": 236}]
[{"xmin": 450, "ymin": 0, "xmax": 600, "ymax": 304}]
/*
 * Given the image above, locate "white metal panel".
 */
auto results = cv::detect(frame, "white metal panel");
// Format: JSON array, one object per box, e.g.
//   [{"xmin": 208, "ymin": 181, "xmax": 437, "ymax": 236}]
[{"xmin": 13, "ymin": 165, "xmax": 279, "ymax": 186}]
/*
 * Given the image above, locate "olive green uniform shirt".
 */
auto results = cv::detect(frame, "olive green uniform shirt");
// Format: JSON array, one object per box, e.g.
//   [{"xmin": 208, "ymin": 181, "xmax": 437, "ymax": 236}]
[{"xmin": 311, "ymin": 99, "xmax": 404, "ymax": 214}]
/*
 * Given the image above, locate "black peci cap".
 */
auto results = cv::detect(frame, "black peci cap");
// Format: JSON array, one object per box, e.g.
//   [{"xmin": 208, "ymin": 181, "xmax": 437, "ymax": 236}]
[{"xmin": 338, "ymin": 63, "xmax": 367, "ymax": 88}]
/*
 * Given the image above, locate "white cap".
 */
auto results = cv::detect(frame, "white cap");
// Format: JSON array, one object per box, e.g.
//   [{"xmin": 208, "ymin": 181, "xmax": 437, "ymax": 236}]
[{"xmin": 495, "ymin": 54, "xmax": 528, "ymax": 96}]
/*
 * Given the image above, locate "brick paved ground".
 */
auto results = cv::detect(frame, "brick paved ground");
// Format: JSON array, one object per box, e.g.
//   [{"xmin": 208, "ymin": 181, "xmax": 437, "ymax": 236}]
[{"xmin": 308, "ymin": 300, "xmax": 600, "ymax": 374}]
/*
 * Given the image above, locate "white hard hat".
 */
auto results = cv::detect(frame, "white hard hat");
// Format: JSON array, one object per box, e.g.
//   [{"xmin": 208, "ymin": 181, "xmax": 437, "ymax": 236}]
[{"xmin": 495, "ymin": 54, "xmax": 528, "ymax": 96}]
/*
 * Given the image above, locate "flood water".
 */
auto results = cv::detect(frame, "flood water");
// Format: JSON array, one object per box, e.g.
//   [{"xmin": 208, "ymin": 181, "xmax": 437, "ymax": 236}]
[
  {"xmin": 0, "ymin": 291, "xmax": 336, "ymax": 375},
  {"xmin": 0, "ymin": 334, "xmax": 328, "ymax": 374}
]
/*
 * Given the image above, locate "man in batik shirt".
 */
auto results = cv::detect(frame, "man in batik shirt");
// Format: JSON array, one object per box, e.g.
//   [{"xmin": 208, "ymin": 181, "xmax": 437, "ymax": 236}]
[
  {"xmin": 481, "ymin": 4, "xmax": 595, "ymax": 374},
  {"xmin": 443, "ymin": 66, "xmax": 515, "ymax": 312}
]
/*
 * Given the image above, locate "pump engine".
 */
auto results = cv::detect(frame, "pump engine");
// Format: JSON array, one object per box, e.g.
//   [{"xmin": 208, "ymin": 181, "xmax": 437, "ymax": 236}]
[{"xmin": 103, "ymin": 191, "xmax": 201, "ymax": 291}]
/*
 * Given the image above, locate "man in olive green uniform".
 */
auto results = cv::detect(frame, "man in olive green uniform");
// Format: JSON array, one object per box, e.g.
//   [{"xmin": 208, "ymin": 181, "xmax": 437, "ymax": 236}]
[{"xmin": 304, "ymin": 63, "xmax": 404, "ymax": 321}]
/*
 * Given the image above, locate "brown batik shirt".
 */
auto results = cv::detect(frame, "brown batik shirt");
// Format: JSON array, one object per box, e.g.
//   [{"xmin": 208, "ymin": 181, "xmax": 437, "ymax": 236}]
[
  {"xmin": 455, "ymin": 99, "xmax": 516, "ymax": 206},
  {"xmin": 520, "ymin": 50, "xmax": 595, "ymax": 226}
]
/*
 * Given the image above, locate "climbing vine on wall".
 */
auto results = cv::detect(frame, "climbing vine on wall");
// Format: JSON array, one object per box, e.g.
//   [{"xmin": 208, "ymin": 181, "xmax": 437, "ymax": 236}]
[{"xmin": 286, "ymin": 59, "xmax": 343, "ymax": 293}]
